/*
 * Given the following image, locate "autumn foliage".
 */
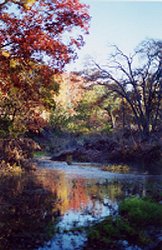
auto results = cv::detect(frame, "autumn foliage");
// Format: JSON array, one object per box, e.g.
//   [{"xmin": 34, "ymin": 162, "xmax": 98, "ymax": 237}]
[
  {"xmin": 0, "ymin": 0, "xmax": 89, "ymax": 69},
  {"xmin": 0, "ymin": 0, "xmax": 90, "ymax": 135}
]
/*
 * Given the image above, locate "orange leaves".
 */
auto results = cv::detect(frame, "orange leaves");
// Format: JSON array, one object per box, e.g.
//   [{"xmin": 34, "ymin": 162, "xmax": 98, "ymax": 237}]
[
  {"xmin": 54, "ymin": 72, "xmax": 85, "ymax": 113},
  {"xmin": 0, "ymin": 58, "xmax": 58, "ymax": 134}
]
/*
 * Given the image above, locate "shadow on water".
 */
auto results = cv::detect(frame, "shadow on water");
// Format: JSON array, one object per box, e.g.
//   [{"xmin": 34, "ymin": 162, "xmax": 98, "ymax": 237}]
[
  {"xmin": 0, "ymin": 171, "xmax": 59, "ymax": 250},
  {"xmin": 0, "ymin": 161, "xmax": 161, "ymax": 250}
]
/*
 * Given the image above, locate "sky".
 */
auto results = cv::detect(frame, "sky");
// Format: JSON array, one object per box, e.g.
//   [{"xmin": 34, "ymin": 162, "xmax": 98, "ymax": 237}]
[{"xmin": 66, "ymin": 0, "xmax": 162, "ymax": 71}]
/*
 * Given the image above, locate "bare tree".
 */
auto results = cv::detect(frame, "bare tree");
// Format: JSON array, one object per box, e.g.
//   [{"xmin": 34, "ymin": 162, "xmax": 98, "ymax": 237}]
[{"xmin": 85, "ymin": 39, "xmax": 162, "ymax": 138}]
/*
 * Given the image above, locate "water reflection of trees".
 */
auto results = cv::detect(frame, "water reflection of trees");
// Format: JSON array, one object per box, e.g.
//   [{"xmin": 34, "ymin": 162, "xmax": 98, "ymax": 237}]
[
  {"xmin": 0, "ymin": 169, "xmax": 160, "ymax": 250},
  {"xmin": 38, "ymin": 174, "xmax": 90, "ymax": 214},
  {"xmin": 86, "ymin": 178, "xmax": 161, "ymax": 202},
  {"xmin": 0, "ymin": 171, "xmax": 58, "ymax": 250}
]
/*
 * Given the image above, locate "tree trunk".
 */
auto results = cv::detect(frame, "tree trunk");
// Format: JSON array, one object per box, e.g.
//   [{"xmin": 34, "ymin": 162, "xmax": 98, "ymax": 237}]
[{"xmin": 109, "ymin": 110, "xmax": 116, "ymax": 129}]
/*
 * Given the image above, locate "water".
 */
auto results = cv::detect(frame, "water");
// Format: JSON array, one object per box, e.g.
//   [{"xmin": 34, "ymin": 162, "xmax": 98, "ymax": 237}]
[{"xmin": 0, "ymin": 158, "xmax": 161, "ymax": 250}]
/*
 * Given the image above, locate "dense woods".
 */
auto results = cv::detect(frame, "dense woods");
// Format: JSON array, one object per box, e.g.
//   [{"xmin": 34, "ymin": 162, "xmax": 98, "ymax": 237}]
[{"xmin": 47, "ymin": 40, "xmax": 162, "ymax": 139}]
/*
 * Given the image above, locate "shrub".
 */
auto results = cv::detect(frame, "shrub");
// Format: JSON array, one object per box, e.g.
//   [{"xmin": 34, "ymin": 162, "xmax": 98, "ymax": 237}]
[
  {"xmin": 85, "ymin": 197, "xmax": 162, "ymax": 249},
  {"xmin": 119, "ymin": 197, "xmax": 162, "ymax": 227}
]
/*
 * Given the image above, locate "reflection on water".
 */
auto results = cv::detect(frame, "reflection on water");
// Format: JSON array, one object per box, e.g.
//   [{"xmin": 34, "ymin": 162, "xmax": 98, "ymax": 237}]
[
  {"xmin": 0, "ymin": 171, "xmax": 58, "ymax": 250},
  {"xmin": 0, "ymin": 161, "xmax": 161, "ymax": 250}
]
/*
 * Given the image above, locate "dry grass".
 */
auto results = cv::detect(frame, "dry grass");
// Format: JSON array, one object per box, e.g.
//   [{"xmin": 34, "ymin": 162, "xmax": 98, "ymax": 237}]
[{"xmin": 101, "ymin": 164, "xmax": 130, "ymax": 173}]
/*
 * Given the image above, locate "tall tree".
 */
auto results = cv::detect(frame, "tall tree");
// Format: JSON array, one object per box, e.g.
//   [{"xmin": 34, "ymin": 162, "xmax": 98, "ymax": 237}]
[{"xmin": 87, "ymin": 40, "xmax": 162, "ymax": 138}]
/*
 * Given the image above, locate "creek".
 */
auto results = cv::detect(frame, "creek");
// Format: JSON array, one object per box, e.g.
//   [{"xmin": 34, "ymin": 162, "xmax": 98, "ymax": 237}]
[{"xmin": 0, "ymin": 158, "xmax": 161, "ymax": 250}]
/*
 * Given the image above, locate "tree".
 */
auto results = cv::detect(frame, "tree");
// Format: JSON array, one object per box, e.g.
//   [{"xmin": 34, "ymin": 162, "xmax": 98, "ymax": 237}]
[
  {"xmin": 0, "ymin": 61, "xmax": 59, "ymax": 136},
  {"xmin": 87, "ymin": 39, "xmax": 162, "ymax": 138},
  {"xmin": 0, "ymin": 0, "xmax": 90, "ymax": 135},
  {"xmin": 0, "ymin": 0, "xmax": 89, "ymax": 70},
  {"xmin": 69, "ymin": 85, "xmax": 112, "ymax": 133}
]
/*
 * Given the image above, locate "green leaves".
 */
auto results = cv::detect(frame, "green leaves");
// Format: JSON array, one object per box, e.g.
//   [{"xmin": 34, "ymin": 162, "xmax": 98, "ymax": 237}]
[
  {"xmin": 85, "ymin": 197, "xmax": 162, "ymax": 249},
  {"xmin": 119, "ymin": 197, "xmax": 162, "ymax": 227}
]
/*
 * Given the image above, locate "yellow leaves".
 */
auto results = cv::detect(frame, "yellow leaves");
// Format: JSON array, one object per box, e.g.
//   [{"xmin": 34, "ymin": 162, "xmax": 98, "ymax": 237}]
[
  {"xmin": 10, "ymin": 59, "xmax": 17, "ymax": 68},
  {"xmin": 23, "ymin": 0, "xmax": 36, "ymax": 9},
  {"xmin": 1, "ymin": 50, "xmax": 10, "ymax": 58},
  {"xmin": 12, "ymin": 0, "xmax": 36, "ymax": 9}
]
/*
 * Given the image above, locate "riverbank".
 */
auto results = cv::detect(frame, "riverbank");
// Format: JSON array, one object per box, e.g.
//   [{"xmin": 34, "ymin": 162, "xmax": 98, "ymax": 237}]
[
  {"xmin": 0, "ymin": 138, "xmax": 40, "ymax": 173},
  {"xmin": 31, "ymin": 128, "xmax": 162, "ymax": 173}
]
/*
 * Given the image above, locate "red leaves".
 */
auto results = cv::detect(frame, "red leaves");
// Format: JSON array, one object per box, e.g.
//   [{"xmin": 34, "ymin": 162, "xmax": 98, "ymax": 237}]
[
  {"xmin": 0, "ymin": 0, "xmax": 90, "ymax": 134},
  {"xmin": 0, "ymin": 0, "xmax": 90, "ymax": 71}
]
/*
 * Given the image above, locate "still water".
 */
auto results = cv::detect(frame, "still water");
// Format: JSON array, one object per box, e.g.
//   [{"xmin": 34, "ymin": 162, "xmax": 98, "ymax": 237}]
[{"xmin": 0, "ymin": 158, "xmax": 161, "ymax": 250}]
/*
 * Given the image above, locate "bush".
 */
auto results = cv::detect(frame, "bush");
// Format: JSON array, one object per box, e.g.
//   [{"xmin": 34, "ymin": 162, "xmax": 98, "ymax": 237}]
[
  {"xmin": 0, "ymin": 138, "xmax": 40, "ymax": 171},
  {"xmin": 85, "ymin": 197, "xmax": 162, "ymax": 249},
  {"xmin": 119, "ymin": 197, "xmax": 162, "ymax": 227}
]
